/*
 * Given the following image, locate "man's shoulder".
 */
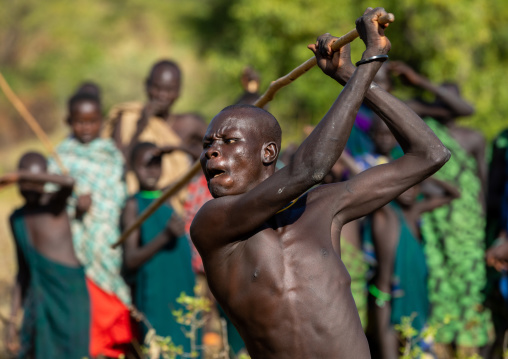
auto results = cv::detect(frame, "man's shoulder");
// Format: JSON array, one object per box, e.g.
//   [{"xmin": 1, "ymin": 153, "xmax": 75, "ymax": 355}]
[{"xmin": 107, "ymin": 101, "xmax": 144, "ymax": 120}]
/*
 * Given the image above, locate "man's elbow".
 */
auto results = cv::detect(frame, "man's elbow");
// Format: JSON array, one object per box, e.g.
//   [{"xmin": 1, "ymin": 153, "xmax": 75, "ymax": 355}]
[{"xmin": 427, "ymin": 145, "xmax": 451, "ymax": 171}]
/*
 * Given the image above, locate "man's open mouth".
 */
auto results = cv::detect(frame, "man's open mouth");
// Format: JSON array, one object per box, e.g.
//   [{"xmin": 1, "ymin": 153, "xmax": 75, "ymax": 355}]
[{"xmin": 209, "ymin": 168, "xmax": 226, "ymax": 178}]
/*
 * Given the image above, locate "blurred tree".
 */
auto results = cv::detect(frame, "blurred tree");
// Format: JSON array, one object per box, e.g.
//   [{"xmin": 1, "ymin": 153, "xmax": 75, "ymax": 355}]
[
  {"xmin": 1, "ymin": 0, "xmax": 507, "ymax": 150},
  {"xmin": 183, "ymin": 0, "xmax": 508, "ymax": 142}
]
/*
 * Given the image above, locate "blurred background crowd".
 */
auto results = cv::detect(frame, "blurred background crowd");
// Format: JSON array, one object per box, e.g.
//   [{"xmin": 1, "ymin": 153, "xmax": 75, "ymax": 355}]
[{"xmin": 1, "ymin": 1, "xmax": 508, "ymax": 358}]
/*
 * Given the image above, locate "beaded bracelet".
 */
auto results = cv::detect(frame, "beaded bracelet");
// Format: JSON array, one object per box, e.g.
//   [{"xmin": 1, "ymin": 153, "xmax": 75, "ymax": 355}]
[{"xmin": 355, "ymin": 54, "xmax": 389, "ymax": 67}]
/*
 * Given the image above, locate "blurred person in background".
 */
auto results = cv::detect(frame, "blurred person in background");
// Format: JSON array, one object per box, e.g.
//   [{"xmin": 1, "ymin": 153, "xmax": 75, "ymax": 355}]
[
  {"xmin": 485, "ymin": 127, "xmax": 508, "ymax": 358},
  {"xmin": 3, "ymin": 152, "xmax": 90, "ymax": 359},
  {"xmin": 391, "ymin": 61, "xmax": 493, "ymax": 357},
  {"xmin": 122, "ymin": 142, "xmax": 198, "ymax": 357},
  {"xmin": 103, "ymin": 60, "xmax": 205, "ymax": 215},
  {"xmin": 364, "ymin": 179, "xmax": 460, "ymax": 359},
  {"xmin": 47, "ymin": 92, "xmax": 133, "ymax": 358}
]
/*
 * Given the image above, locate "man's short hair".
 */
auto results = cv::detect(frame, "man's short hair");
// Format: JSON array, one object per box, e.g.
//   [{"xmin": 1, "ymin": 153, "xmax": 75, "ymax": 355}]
[{"xmin": 148, "ymin": 60, "xmax": 181, "ymax": 82}]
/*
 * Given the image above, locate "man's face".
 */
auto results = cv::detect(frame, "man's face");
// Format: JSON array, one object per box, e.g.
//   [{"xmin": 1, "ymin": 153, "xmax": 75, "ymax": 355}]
[
  {"xmin": 69, "ymin": 100, "xmax": 102, "ymax": 144},
  {"xmin": 146, "ymin": 66, "xmax": 181, "ymax": 112},
  {"xmin": 200, "ymin": 111, "xmax": 264, "ymax": 198},
  {"xmin": 133, "ymin": 148, "xmax": 162, "ymax": 191}
]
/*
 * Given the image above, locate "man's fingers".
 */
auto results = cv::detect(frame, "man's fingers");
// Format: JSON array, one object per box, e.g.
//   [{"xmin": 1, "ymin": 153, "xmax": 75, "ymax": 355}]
[
  {"xmin": 339, "ymin": 43, "xmax": 351, "ymax": 57},
  {"xmin": 363, "ymin": 7, "xmax": 373, "ymax": 15},
  {"xmin": 315, "ymin": 33, "xmax": 336, "ymax": 58}
]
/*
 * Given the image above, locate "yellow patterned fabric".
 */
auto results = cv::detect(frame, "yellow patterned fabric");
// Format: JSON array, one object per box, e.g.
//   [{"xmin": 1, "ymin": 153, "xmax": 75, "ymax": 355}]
[{"xmin": 103, "ymin": 102, "xmax": 190, "ymax": 214}]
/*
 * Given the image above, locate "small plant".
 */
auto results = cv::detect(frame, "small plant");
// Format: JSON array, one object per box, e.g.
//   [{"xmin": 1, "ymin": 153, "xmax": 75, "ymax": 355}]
[
  {"xmin": 171, "ymin": 290, "xmax": 212, "ymax": 358},
  {"xmin": 140, "ymin": 285, "xmax": 213, "ymax": 359},
  {"xmin": 394, "ymin": 313, "xmax": 424, "ymax": 359},
  {"xmin": 395, "ymin": 314, "xmax": 487, "ymax": 359}
]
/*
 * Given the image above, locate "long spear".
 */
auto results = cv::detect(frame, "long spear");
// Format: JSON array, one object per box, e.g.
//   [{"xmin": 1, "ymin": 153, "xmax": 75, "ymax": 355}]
[
  {"xmin": 112, "ymin": 13, "xmax": 395, "ymax": 248},
  {"xmin": 0, "ymin": 72, "xmax": 68, "ymax": 174}
]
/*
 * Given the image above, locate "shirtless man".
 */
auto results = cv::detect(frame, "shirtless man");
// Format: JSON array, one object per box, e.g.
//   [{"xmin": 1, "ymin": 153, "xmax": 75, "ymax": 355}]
[{"xmin": 190, "ymin": 8, "xmax": 450, "ymax": 358}]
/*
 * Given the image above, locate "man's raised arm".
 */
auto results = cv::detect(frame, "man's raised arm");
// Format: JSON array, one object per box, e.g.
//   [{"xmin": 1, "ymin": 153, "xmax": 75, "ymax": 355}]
[
  {"xmin": 287, "ymin": 8, "xmax": 391, "ymax": 190},
  {"xmin": 250, "ymin": 8, "xmax": 393, "ymax": 208},
  {"xmin": 314, "ymin": 36, "xmax": 450, "ymax": 223},
  {"xmin": 191, "ymin": 8, "xmax": 394, "ymax": 252}
]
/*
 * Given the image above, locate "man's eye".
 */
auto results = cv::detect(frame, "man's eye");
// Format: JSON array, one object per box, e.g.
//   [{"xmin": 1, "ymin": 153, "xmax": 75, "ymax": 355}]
[{"xmin": 225, "ymin": 139, "xmax": 237, "ymax": 144}]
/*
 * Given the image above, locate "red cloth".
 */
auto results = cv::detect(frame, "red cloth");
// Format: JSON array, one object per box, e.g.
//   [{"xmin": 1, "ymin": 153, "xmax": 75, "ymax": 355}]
[
  {"xmin": 86, "ymin": 278, "xmax": 133, "ymax": 358},
  {"xmin": 183, "ymin": 174, "xmax": 213, "ymax": 274}
]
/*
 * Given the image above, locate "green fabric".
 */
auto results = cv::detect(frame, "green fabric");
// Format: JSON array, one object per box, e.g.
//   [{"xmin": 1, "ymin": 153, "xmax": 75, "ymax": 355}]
[
  {"xmin": 421, "ymin": 118, "xmax": 493, "ymax": 346},
  {"xmin": 48, "ymin": 137, "xmax": 130, "ymax": 304},
  {"xmin": 341, "ymin": 239, "xmax": 368, "ymax": 328},
  {"xmin": 133, "ymin": 193, "xmax": 198, "ymax": 355},
  {"xmin": 139, "ymin": 190, "xmax": 162, "ymax": 199},
  {"xmin": 389, "ymin": 202, "xmax": 429, "ymax": 332},
  {"xmin": 10, "ymin": 210, "xmax": 90, "ymax": 359}
]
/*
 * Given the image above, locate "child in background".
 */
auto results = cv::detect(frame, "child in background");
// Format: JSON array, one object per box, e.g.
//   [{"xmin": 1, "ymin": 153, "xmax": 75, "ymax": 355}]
[
  {"xmin": 122, "ymin": 142, "xmax": 197, "ymax": 356},
  {"xmin": 47, "ymin": 92, "xmax": 132, "ymax": 358},
  {"xmin": 3, "ymin": 152, "xmax": 90, "ymax": 358},
  {"xmin": 366, "ymin": 178, "xmax": 460, "ymax": 359}
]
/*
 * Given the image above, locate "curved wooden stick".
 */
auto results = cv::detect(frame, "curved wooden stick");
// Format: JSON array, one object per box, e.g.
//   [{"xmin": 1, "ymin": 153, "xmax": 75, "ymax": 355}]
[
  {"xmin": 112, "ymin": 161, "xmax": 202, "ymax": 248},
  {"xmin": 254, "ymin": 12, "xmax": 394, "ymax": 108},
  {"xmin": 0, "ymin": 72, "xmax": 68, "ymax": 174},
  {"xmin": 113, "ymin": 12, "xmax": 395, "ymax": 248}
]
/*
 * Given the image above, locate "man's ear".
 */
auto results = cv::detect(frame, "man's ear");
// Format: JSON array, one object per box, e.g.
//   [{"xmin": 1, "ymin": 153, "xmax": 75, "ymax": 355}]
[{"xmin": 262, "ymin": 142, "xmax": 279, "ymax": 165}]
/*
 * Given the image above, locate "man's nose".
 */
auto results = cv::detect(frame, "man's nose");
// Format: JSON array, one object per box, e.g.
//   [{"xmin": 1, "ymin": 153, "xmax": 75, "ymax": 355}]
[{"xmin": 205, "ymin": 144, "xmax": 220, "ymax": 159}]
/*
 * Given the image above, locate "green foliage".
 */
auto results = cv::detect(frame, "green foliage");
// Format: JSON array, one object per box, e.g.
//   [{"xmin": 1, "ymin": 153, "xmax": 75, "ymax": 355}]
[
  {"xmin": 143, "ymin": 288, "xmax": 212, "ymax": 359},
  {"xmin": 395, "ymin": 314, "xmax": 485, "ymax": 359},
  {"xmin": 183, "ymin": 0, "xmax": 508, "ymax": 140},
  {"xmin": 1, "ymin": 0, "xmax": 507, "ymax": 151}
]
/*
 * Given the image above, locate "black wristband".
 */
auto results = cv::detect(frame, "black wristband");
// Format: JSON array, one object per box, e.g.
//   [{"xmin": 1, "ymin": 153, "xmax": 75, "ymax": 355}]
[{"xmin": 355, "ymin": 55, "xmax": 389, "ymax": 67}]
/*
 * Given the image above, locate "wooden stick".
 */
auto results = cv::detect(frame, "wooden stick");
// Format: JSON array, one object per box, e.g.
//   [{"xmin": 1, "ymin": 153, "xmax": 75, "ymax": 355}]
[
  {"xmin": 254, "ymin": 12, "xmax": 394, "ymax": 108},
  {"xmin": 113, "ymin": 13, "xmax": 395, "ymax": 248},
  {"xmin": 112, "ymin": 161, "xmax": 202, "ymax": 248},
  {"xmin": 0, "ymin": 72, "xmax": 68, "ymax": 174}
]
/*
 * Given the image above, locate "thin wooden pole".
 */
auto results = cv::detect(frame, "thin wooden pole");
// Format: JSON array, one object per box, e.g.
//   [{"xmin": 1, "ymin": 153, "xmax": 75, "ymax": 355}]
[
  {"xmin": 0, "ymin": 72, "xmax": 68, "ymax": 174},
  {"xmin": 112, "ymin": 161, "xmax": 201, "ymax": 248},
  {"xmin": 112, "ymin": 13, "xmax": 395, "ymax": 248},
  {"xmin": 254, "ymin": 13, "xmax": 394, "ymax": 108}
]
